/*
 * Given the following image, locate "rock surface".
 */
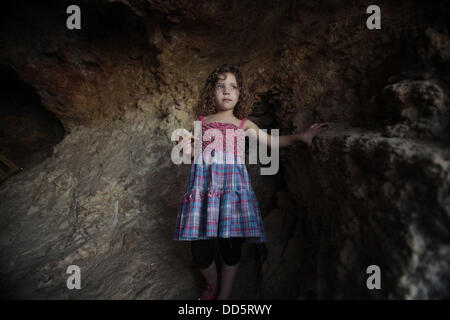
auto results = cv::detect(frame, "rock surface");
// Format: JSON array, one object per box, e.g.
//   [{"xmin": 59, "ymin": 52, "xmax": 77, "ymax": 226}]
[{"xmin": 0, "ymin": 0, "xmax": 449, "ymax": 299}]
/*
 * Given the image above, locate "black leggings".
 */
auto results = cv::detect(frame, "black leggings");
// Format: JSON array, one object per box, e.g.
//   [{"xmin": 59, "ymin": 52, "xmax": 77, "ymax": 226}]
[{"xmin": 191, "ymin": 237, "xmax": 245, "ymax": 269}]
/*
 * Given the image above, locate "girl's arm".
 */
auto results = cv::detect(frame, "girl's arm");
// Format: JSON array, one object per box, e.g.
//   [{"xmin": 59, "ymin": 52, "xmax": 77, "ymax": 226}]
[{"xmin": 244, "ymin": 119, "xmax": 329, "ymax": 148}]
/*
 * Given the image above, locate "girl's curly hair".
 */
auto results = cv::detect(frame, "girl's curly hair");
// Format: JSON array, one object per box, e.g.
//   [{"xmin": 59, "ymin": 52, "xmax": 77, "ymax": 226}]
[{"xmin": 194, "ymin": 64, "xmax": 254, "ymax": 120}]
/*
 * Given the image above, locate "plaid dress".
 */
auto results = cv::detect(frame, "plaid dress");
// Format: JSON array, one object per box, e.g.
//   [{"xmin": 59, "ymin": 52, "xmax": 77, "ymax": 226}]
[{"xmin": 173, "ymin": 115, "xmax": 267, "ymax": 243}]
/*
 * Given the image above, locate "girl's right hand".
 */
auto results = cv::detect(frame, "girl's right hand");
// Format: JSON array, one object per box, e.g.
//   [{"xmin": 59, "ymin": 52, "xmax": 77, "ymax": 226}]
[{"xmin": 179, "ymin": 136, "xmax": 195, "ymax": 157}]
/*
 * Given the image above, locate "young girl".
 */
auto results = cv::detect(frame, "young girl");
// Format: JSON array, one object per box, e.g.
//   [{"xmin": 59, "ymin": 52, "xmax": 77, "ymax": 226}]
[{"xmin": 173, "ymin": 64, "xmax": 329, "ymax": 300}]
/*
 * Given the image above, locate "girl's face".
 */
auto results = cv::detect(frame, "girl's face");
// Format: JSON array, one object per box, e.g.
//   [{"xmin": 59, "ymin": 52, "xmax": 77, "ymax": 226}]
[{"xmin": 213, "ymin": 72, "xmax": 240, "ymax": 112}]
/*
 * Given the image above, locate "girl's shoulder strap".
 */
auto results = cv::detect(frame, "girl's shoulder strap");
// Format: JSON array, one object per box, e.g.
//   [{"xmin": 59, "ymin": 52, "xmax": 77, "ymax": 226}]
[
  {"xmin": 239, "ymin": 118, "xmax": 248, "ymax": 129},
  {"xmin": 199, "ymin": 115, "xmax": 205, "ymax": 125}
]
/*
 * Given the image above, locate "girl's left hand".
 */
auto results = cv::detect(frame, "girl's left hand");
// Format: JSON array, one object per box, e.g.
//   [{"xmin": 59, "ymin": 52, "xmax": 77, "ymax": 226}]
[{"xmin": 302, "ymin": 122, "xmax": 329, "ymax": 147}]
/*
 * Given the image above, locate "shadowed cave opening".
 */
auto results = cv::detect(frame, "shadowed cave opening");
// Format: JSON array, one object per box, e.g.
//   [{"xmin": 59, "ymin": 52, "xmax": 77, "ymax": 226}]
[{"xmin": 0, "ymin": 65, "xmax": 65, "ymax": 181}]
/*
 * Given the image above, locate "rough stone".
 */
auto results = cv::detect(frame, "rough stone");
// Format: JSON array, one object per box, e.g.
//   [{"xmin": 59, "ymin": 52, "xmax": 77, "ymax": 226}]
[{"xmin": 0, "ymin": 0, "xmax": 449, "ymax": 299}]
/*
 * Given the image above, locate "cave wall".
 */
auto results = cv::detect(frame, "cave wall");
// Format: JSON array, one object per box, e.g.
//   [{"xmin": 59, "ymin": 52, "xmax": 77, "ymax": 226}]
[
  {"xmin": 0, "ymin": 66, "xmax": 65, "ymax": 170},
  {"xmin": 0, "ymin": 0, "xmax": 449, "ymax": 299},
  {"xmin": 258, "ymin": 1, "xmax": 450, "ymax": 299}
]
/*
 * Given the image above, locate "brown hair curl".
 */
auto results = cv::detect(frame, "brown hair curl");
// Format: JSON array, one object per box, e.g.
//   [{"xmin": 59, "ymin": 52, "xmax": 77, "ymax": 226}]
[{"xmin": 194, "ymin": 64, "xmax": 253, "ymax": 120}]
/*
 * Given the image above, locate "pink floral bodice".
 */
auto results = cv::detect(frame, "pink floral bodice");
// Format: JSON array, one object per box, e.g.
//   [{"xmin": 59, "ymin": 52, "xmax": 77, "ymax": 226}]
[{"xmin": 199, "ymin": 115, "xmax": 247, "ymax": 157}]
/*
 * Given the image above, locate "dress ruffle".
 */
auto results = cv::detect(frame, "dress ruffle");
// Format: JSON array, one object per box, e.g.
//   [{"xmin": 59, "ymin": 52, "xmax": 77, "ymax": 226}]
[
  {"xmin": 175, "ymin": 186, "xmax": 266, "ymax": 243},
  {"xmin": 181, "ymin": 186, "xmax": 245, "ymax": 203}
]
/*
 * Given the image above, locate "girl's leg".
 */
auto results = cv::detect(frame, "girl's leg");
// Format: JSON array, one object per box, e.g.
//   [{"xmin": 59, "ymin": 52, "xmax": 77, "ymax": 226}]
[
  {"xmin": 200, "ymin": 260, "xmax": 218, "ymax": 288},
  {"xmin": 217, "ymin": 237, "xmax": 244, "ymax": 300},
  {"xmin": 191, "ymin": 239, "xmax": 218, "ymax": 287}
]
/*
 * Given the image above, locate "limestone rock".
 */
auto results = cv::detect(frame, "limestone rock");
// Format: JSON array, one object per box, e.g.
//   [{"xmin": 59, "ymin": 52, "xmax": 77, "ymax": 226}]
[{"xmin": 0, "ymin": 0, "xmax": 449, "ymax": 300}]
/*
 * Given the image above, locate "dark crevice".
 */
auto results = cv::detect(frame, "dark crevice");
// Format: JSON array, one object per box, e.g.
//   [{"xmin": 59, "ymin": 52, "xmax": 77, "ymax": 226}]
[{"xmin": 0, "ymin": 65, "xmax": 65, "ymax": 178}]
